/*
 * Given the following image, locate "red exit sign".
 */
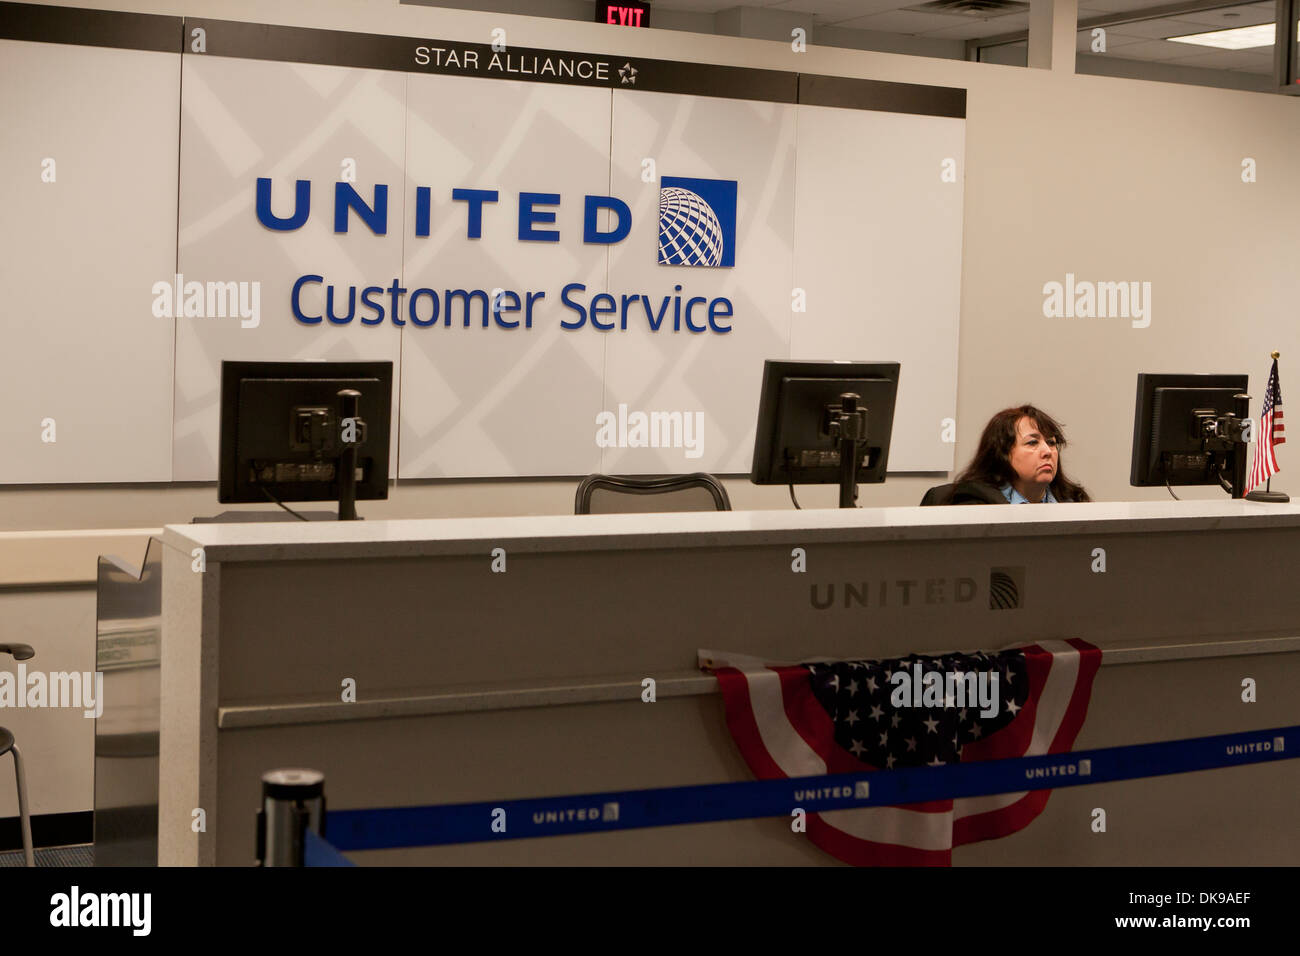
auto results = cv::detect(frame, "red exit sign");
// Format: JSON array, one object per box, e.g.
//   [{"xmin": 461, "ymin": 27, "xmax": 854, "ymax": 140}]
[{"xmin": 595, "ymin": 1, "xmax": 651, "ymax": 28}]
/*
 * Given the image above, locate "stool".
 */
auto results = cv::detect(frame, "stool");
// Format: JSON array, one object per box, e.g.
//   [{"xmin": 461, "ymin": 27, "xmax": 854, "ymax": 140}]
[{"xmin": 0, "ymin": 643, "xmax": 35, "ymax": 868}]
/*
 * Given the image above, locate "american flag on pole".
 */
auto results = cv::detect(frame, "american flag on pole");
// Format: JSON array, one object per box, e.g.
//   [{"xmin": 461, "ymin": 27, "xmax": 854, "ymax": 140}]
[
  {"xmin": 1247, "ymin": 357, "xmax": 1285, "ymax": 494},
  {"xmin": 702, "ymin": 639, "xmax": 1101, "ymax": 866}
]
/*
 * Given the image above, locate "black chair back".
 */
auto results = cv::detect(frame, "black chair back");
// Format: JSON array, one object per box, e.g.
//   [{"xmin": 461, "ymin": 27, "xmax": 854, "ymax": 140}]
[
  {"xmin": 575, "ymin": 473, "xmax": 732, "ymax": 514},
  {"xmin": 919, "ymin": 483, "xmax": 956, "ymax": 506},
  {"xmin": 919, "ymin": 481, "xmax": 1007, "ymax": 506}
]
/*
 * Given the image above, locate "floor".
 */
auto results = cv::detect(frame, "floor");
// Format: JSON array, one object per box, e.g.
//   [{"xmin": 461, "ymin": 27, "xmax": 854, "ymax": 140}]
[{"xmin": 0, "ymin": 844, "xmax": 94, "ymax": 867}]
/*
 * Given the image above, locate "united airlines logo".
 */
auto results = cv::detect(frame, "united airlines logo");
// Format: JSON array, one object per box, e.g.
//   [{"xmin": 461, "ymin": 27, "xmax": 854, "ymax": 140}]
[
  {"xmin": 1024, "ymin": 758, "xmax": 1090, "ymax": 780},
  {"xmin": 989, "ymin": 567, "xmax": 1023, "ymax": 610},
  {"xmin": 1225, "ymin": 736, "xmax": 1284, "ymax": 756},
  {"xmin": 657, "ymin": 176, "xmax": 737, "ymax": 268},
  {"xmin": 791, "ymin": 782, "xmax": 870, "ymax": 802},
  {"xmin": 530, "ymin": 802, "xmax": 620, "ymax": 826},
  {"xmin": 254, "ymin": 173, "xmax": 741, "ymax": 334}
]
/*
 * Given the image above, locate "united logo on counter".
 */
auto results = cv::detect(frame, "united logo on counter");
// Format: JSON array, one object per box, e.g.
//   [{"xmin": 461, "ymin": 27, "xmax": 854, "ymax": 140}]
[
  {"xmin": 809, "ymin": 567, "xmax": 1026, "ymax": 612},
  {"xmin": 989, "ymin": 567, "xmax": 1023, "ymax": 610}
]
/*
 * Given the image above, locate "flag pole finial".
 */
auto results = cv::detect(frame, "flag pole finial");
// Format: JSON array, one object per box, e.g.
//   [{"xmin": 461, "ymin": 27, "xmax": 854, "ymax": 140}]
[{"xmin": 1271, "ymin": 350, "xmax": 1280, "ymax": 359}]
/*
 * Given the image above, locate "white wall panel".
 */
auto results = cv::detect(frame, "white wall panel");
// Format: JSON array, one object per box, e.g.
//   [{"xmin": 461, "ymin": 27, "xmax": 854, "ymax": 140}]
[
  {"xmin": 791, "ymin": 105, "xmax": 966, "ymax": 473},
  {"xmin": 172, "ymin": 56, "xmax": 406, "ymax": 480},
  {"xmin": 0, "ymin": 40, "xmax": 178, "ymax": 483},
  {"xmin": 603, "ymin": 90, "xmax": 798, "ymax": 475},
  {"xmin": 5, "ymin": 24, "xmax": 965, "ymax": 486},
  {"xmin": 398, "ymin": 76, "xmax": 611, "ymax": 478}
]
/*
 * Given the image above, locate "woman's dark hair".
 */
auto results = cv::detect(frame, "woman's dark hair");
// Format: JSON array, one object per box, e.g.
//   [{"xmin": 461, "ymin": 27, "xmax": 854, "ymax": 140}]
[{"xmin": 953, "ymin": 405, "xmax": 1091, "ymax": 502}]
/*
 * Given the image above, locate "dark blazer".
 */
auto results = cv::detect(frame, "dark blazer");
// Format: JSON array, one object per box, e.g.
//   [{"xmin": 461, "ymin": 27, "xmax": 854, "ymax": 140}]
[{"xmin": 918, "ymin": 480, "xmax": 1008, "ymax": 506}]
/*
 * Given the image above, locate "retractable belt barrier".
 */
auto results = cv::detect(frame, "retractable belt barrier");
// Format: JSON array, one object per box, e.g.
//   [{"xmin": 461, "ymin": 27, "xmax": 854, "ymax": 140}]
[{"xmin": 256, "ymin": 724, "xmax": 1297, "ymax": 865}]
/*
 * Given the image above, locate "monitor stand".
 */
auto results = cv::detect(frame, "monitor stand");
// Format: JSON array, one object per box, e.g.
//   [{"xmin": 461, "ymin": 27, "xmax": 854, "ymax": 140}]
[{"xmin": 191, "ymin": 511, "xmax": 340, "ymax": 523}]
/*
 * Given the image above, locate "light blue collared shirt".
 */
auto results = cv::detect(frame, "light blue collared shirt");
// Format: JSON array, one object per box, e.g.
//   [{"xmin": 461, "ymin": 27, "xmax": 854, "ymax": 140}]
[{"xmin": 1000, "ymin": 483, "xmax": 1057, "ymax": 504}]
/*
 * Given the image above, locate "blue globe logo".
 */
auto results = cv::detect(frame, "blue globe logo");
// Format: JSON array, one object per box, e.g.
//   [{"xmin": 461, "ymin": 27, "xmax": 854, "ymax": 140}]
[{"xmin": 658, "ymin": 187, "xmax": 725, "ymax": 267}]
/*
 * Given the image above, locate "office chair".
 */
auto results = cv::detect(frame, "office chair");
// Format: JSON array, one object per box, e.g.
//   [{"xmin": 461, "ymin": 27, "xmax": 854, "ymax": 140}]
[
  {"xmin": 575, "ymin": 473, "xmax": 732, "ymax": 515},
  {"xmin": 919, "ymin": 481, "xmax": 1007, "ymax": 506},
  {"xmin": 0, "ymin": 643, "xmax": 35, "ymax": 867}
]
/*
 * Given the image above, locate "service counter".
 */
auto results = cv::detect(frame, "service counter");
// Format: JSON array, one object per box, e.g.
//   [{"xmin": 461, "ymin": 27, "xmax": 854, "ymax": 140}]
[{"xmin": 95, "ymin": 501, "xmax": 1300, "ymax": 864}]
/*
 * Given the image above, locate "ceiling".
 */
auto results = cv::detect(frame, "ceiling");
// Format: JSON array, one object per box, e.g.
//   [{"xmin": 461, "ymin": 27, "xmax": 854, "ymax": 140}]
[
  {"xmin": 405, "ymin": 0, "xmax": 1288, "ymax": 80},
  {"xmin": 649, "ymin": 0, "xmax": 1281, "ymax": 75}
]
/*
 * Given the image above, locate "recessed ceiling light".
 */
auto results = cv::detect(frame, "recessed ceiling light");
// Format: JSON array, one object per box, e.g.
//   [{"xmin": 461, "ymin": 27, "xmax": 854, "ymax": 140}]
[{"xmin": 1166, "ymin": 22, "xmax": 1292, "ymax": 49}]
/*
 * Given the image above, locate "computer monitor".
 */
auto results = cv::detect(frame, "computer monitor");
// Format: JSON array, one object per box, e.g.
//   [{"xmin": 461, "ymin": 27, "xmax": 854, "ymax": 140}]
[
  {"xmin": 750, "ymin": 360, "xmax": 900, "ymax": 508},
  {"xmin": 1130, "ymin": 372, "xmax": 1250, "ymax": 496},
  {"xmin": 218, "ymin": 360, "xmax": 393, "ymax": 519}
]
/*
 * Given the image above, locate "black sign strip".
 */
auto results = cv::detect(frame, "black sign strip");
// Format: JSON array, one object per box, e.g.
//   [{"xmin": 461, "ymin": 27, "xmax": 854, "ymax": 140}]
[
  {"xmin": 182, "ymin": 18, "xmax": 427, "ymax": 76},
  {"xmin": 634, "ymin": 56, "xmax": 797, "ymax": 103},
  {"xmin": 182, "ymin": 17, "xmax": 800, "ymax": 105},
  {"xmin": 798, "ymin": 73, "xmax": 966, "ymax": 119},
  {"xmin": 0, "ymin": 5, "xmax": 966, "ymax": 118},
  {"xmin": 0, "ymin": 1, "xmax": 181, "ymax": 53}
]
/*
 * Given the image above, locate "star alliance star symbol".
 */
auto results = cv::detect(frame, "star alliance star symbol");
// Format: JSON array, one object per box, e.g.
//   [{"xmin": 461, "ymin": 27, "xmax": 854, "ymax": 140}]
[{"xmin": 619, "ymin": 62, "xmax": 637, "ymax": 84}]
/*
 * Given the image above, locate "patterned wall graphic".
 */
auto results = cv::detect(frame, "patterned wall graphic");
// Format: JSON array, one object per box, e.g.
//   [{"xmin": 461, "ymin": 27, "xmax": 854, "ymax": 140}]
[{"xmin": 2, "ymin": 7, "xmax": 966, "ymax": 482}]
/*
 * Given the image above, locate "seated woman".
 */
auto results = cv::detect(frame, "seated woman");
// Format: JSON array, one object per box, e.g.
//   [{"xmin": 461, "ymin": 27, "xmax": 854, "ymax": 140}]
[{"xmin": 922, "ymin": 404, "xmax": 1091, "ymax": 504}]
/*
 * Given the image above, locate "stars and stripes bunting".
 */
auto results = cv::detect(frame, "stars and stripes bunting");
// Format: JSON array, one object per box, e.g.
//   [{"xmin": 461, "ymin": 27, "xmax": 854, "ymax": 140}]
[{"xmin": 704, "ymin": 638, "xmax": 1101, "ymax": 866}]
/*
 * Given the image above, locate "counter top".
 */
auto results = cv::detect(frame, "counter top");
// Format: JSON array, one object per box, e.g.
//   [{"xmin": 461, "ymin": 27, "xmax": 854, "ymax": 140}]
[
  {"xmin": 0, "ymin": 528, "xmax": 161, "ymax": 586},
  {"xmin": 161, "ymin": 498, "xmax": 1300, "ymax": 562}
]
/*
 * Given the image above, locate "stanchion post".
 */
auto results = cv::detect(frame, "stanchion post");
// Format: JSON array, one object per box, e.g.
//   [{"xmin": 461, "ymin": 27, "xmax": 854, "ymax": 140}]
[{"xmin": 256, "ymin": 769, "xmax": 326, "ymax": 867}]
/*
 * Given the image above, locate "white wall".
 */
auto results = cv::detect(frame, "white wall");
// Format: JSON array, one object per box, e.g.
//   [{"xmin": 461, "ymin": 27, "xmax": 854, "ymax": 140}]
[{"xmin": 0, "ymin": 40, "xmax": 179, "ymax": 483}]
